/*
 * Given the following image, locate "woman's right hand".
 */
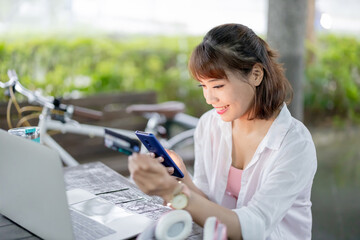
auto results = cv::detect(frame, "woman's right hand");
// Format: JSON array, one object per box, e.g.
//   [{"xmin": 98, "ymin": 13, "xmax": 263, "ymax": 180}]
[
  {"xmin": 128, "ymin": 153, "xmax": 178, "ymax": 201},
  {"xmin": 166, "ymin": 149, "xmax": 194, "ymax": 187}
]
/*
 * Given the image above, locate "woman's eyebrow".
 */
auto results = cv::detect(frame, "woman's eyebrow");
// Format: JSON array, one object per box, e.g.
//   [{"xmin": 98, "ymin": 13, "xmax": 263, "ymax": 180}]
[
  {"xmin": 209, "ymin": 79, "xmax": 223, "ymax": 82},
  {"xmin": 199, "ymin": 79, "xmax": 225, "ymax": 83}
]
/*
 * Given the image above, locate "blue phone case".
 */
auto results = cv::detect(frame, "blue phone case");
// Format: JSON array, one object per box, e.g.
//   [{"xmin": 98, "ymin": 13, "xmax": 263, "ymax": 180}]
[{"xmin": 135, "ymin": 131, "xmax": 184, "ymax": 178}]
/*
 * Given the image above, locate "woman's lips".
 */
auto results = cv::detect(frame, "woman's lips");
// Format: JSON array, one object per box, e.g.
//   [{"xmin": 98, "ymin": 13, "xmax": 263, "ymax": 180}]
[{"xmin": 215, "ymin": 105, "xmax": 229, "ymax": 115}]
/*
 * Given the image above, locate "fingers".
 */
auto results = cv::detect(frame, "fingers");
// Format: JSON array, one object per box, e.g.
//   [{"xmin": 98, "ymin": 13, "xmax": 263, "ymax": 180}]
[
  {"xmin": 167, "ymin": 167, "xmax": 174, "ymax": 175},
  {"xmin": 128, "ymin": 153, "xmax": 166, "ymax": 175},
  {"xmin": 128, "ymin": 153, "xmax": 181, "ymax": 198},
  {"xmin": 128, "ymin": 152, "xmax": 176, "ymax": 189},
  {"xmin": 146, "ymin": 152, "xmax": 173, "ymax": 175},
  {"xmin": 128, "ymin": 153, "xmax": 151, "ymax": 175},
  {"xmin": 156, "ymin": 156, "xmax": 164, "ymax": 163},
  {"xmin": 130, "ymin": 171, "xmax": 159, "ymax": 195},
  {"xmin": 147, "ymin": 152, "xmax": 164, "ymax": 163}
]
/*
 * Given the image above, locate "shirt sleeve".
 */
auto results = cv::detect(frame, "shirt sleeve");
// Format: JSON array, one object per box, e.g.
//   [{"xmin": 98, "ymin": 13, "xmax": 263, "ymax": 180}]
[{"xmin": 234, "ymin": 138, "xmax": 317, "ymax": 239}]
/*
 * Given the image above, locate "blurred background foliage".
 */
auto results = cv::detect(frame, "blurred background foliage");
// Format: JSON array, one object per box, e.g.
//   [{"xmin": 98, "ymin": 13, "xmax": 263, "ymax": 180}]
[
  {"xmin": 0, "ymin": 35, "xmax": 209, "ymax": 117},
  {"xmin": 305, "ymin": 34, "xmax": 360, "ymax": 126},
  {"xmin": 0, "ymin": 34, "xmax": 359, "ymax": 124}
]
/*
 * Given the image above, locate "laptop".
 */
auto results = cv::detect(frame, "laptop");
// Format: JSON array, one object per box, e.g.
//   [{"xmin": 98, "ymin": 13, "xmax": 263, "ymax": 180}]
[{"xmin": 0, "ymin": 129, "xmax": 153, "ymax": 240}]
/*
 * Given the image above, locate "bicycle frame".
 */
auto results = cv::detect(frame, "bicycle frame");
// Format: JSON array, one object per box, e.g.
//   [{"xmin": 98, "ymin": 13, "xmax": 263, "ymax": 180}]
[
  {"xmin": 39, "ymin": 108, "xmax": 194, "ymax": 166},
  {"xmin": 38, "ymin": 106, "xmax": 136, "ymax": 166},
  {"xmin": 2, "ymin": 70, "xmax": 198, "ymax": 167}
]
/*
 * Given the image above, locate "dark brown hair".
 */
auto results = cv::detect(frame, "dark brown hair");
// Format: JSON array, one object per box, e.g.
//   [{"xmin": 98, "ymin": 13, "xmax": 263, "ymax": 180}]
[{"xmin": 188, "ymin": 23, "xmax": 293, "ymax": 120}]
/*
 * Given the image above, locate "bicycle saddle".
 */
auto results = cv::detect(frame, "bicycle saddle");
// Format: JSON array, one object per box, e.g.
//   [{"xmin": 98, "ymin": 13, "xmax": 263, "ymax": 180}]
[{"xmin": 126, "ymin": 101, "xmax": 185, "ymax": 119}]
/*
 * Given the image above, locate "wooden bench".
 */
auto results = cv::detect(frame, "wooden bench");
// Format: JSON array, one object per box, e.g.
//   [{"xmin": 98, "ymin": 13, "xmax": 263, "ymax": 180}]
[{"xmin": 0, "ymin": 91, "xmax": 157, "ymax": 176}]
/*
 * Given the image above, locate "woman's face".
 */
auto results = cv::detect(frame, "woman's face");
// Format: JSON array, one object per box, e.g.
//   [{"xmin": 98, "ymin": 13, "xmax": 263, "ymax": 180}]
[{"xmin": 199, "ymin": 70, "xmax": 256, "ymax": 122}]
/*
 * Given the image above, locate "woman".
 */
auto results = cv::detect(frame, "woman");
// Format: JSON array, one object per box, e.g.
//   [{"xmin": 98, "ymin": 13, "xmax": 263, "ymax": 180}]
[{"xmin": 128, "ymin": 23, "xmax": 317, "ymax": 240}]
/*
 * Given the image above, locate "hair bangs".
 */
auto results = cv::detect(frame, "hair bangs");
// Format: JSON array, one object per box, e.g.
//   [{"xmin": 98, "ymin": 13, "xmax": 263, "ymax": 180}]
[{"xmin": 188, "ymin": 43, "xmax": 227, "ymax": 81}]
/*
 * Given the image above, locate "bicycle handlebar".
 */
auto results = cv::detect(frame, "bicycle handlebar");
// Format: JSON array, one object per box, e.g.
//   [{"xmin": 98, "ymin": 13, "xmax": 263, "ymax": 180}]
[
  {"xmin": 72, "ymin": 105, "xmax": 103, "ymax": 120},
  {"xmin": 2, "ymin": 70, "xmax": 55, "ymax": 109},
  {"xmin": 1, "ymin": 69, "xmax": 103, "ymax": 120}
]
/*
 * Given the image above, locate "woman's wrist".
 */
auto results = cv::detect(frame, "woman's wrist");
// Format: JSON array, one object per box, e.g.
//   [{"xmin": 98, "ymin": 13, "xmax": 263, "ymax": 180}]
[
  {"xmin": 166, "ymin": 181, "xmax": 192, "ymax": 210},
  {"xmin": 162, "ymin": 179, "xmax": 181, "ymax": 203},
  {"xmin": 180, "ymin": 172, "xmax": 191, "ymax": 186}
]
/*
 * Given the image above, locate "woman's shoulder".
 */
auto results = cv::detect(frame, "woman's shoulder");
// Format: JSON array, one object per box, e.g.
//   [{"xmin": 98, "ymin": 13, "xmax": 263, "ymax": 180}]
[
  {"xmin": 277, "ymin": 104, "xmax": 314, "ymax": 146},
  {"xmin": 288, "ymin": 117, "xmax": 314, "ymax": 144},
  {"xmin": 271, "ymin": 104, "xmax": 316, "ymax": 162},
  {"xmin": 280, "ymin": 118, "xmax": 317, "ymax": 163}
]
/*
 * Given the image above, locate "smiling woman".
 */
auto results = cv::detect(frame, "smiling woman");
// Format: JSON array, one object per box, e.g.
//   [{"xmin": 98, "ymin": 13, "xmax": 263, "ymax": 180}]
[
  {"xmin": 188, "ymin": 24, "xmax": 292, "ymax": 121},
  {"xmin": 128, "ymin": 23, "xmax": 317, "ymax": 240},
  {"xmin": 196, "ymin": 72, "xmax": 256, "ymax": 122}
]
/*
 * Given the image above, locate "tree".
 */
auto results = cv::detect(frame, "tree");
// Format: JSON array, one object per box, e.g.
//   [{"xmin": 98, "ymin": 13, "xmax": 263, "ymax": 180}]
[{"xmin": 267, "ymin": 0, "xmax": 308, "ymax": 121}]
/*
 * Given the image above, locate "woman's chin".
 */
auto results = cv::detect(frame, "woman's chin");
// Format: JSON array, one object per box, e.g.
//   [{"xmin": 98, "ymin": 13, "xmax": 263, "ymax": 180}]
[{"xmin": 219, "ymin": 115, "xmax": 233, "ymax": 122}]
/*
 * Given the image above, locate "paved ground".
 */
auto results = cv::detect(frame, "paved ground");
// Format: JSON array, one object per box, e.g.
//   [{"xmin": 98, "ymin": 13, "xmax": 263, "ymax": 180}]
[{"xmin": 310, "ymin": 125, "xmax": 360, "ymax": 240}]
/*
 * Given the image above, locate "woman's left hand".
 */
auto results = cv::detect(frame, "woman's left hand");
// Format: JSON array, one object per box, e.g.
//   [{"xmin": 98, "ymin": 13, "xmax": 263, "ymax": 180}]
[{"xmin": 128, "ymin": 153, "xmax": 178, "ymax": 201}]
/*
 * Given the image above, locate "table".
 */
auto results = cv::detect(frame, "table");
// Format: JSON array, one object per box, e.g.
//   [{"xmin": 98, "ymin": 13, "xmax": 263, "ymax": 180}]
[{"xmin": 0, "ymin": 161, "xmax": 203, "ymax": 239}]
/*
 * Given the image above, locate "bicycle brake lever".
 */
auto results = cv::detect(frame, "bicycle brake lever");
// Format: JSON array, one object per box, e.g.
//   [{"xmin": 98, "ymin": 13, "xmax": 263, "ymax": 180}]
[
  {"xmin": 53, "ymin": 98, "xmax": 67, "ymax": 112},
  {"xmin": 51, "ymin": 113, "xmax": 66, "ymax": 123},
  {"xmin": 104, "ymin": 128, "xmax": 141, "ymax": 155}
]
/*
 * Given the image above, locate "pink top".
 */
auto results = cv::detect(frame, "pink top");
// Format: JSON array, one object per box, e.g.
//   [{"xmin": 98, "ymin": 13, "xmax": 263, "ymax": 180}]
[{"xmin": 225, "ymin": 166, "xmax": 243, "ymax": 199}]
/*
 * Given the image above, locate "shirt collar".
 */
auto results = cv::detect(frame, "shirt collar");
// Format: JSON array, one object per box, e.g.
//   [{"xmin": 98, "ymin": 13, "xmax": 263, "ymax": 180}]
[
  {"xmin": 216, "ymin": 112, "xmax": 232, "ymax": 148},
  {"xmin": 262, "ymin": 103, "xmax": 292, "ymax": 150},
  {"xmin": 218, "ymin": 103, "xmax": 292, "ymax": 152},
  {"xmin": 216, "ymin": 103, "xmax": 292, "ymax": 151}
]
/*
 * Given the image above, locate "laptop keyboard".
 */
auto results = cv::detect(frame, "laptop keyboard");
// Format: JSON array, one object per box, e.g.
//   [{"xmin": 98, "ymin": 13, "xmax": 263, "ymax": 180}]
[{"xmin": 70, "ymin": 209, "xmax": 116, "ymax": 240}]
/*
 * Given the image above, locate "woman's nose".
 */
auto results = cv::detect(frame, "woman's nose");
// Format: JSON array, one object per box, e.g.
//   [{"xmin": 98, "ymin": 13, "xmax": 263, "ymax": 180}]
[{"xmin": 204, "ymin": 89, "xmax": 218, "ymax": 105}]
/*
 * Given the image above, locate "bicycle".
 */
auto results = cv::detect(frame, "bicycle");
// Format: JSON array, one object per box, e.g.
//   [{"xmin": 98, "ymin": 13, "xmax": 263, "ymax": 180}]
[{"xmin": 0, "ymin": 70, "xmax": 198, "ymax": 168}]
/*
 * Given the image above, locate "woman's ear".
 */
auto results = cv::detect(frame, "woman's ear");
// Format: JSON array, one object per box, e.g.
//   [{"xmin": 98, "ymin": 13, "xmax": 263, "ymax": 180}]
[{"xmin": 250, "ymin": 63, "xmax": 264, "ymax": 87}]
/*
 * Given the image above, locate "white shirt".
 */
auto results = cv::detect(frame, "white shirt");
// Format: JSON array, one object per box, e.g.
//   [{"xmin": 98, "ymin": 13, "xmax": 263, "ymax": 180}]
[{"xmin": 193, "ymin": 104, "xmax": 317, "ymax": 240}]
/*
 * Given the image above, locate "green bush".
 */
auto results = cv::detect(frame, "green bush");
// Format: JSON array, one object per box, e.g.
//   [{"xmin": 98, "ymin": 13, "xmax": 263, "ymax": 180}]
[
  {"xmin": 0, "ymin": 34, "xmax": 359, "ymax": 123},
  {"xmin": 305, "ymin": 34, "xmax": 360, "ymax": 124},
  {"xmin": 0, "ymin": 36, "xmax": 209, "ymax": 117}
]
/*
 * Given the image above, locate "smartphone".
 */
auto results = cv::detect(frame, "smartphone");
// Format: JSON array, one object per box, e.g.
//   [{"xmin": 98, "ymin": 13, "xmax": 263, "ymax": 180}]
[
  {"xmin": 104, "ymin": 128, "xmax": 141, "ymax": 155},
  {"xmin": 135, "ymin": 130, "xmax": 184, "ymax": 178}
]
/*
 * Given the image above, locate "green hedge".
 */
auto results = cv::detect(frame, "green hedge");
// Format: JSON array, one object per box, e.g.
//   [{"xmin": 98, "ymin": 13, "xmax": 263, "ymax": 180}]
[
  {"xmin": 305, "ymin": 34, "xmax": 360, "ymax": 124},
  {"xmin": 0, "ymin": 34, "xmax": 359, "ymax": 123},
  {"xmin": 0, "ymin": 36, "xmax": 209, "ymax": 117}
]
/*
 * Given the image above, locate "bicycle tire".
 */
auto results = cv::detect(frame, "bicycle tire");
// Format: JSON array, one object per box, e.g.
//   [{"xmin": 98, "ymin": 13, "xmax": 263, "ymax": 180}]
[{"xmin": 165, "ymin": 128, "xmax": 195, "ymax": 165}]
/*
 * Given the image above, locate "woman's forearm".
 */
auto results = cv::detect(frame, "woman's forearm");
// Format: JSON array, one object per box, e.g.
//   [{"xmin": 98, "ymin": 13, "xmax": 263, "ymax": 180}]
[
  {"xmin": 180, "ymin": 173, "xmax": 208, "ymax": 199},
  {"xmin": 185, "ymin": 189, "xmax": 242, "ymax": 240}
]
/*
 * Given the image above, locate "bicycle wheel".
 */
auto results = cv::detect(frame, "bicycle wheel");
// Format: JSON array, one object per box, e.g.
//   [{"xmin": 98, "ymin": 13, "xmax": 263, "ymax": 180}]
[{"xmin": 166, "ymin": 128, "xmax": 195, "ymax": 170}]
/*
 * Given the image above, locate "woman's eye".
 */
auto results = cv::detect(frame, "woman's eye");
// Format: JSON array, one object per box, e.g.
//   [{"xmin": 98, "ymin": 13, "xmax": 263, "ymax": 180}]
[{"xmin": 197, "ymin": 84, "xmax": 224, "ymax": 89}]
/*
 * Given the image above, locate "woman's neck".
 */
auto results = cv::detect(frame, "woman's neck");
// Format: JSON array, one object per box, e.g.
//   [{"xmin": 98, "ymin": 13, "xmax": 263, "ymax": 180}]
[{"xmin": 232, "ymin": 109, "xmax": 280, "ymax": 136}]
